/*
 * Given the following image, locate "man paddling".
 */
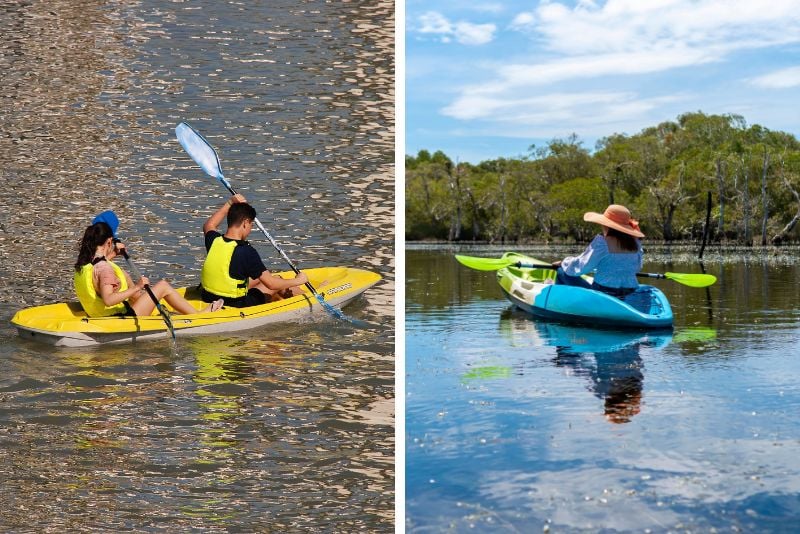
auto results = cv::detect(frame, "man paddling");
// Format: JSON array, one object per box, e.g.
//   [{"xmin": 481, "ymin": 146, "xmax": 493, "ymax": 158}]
[{"xmin": 200, "ymin": 194, "xmax": 309, "ymax": 308}]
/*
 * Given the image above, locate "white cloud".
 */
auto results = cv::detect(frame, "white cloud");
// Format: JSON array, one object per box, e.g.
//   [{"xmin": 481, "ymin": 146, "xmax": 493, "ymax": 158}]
[
  {"xmin": 750, "ymin": 66, "xmax": 800, "ymax": 89},
  {"xmin": 415, "ymin": 11, "xmax": 496, "ymax": 45},
  {"xmin": 454, "ymin": 21, "xmax": 496, "ymax": 45},
  {"xmin": 442, "ymin": 90, "xmax": 686, "ymax": 127},
  {"xmin": 440, "ymin": 0, "xmax": 800, "ymax": 133},
  {"xmin": 492, "ymin": 46, "xmax": 713, "ymax": 89},
  {"xmin": 510, "ymin": 12, "xmax": 536, "ymax": 31},
  {"xmin": 418, "ymin": 11, "xmax": 452, "ymax": 35},
  {"xmin": 443, "ymin": 92, "xmax": 692, "ymax": 142},
  {"xmin": 532, "ymin": 0, "xmax": 800, "ymax": 56}
]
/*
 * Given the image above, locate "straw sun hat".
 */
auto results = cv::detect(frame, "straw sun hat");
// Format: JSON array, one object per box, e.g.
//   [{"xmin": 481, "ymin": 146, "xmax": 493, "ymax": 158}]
[{"xmin": 583, "ymin": 204, "xmax": 644, "ymax": 238}]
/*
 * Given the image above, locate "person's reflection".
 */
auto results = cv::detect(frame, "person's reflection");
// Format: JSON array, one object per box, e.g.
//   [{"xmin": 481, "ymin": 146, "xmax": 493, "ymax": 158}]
[
  {"xmin": 547, "ymin": 323, "xmax": 673, "ymax": 424},
  {"xmin": 500, "ymin": 310, "xmax": 672, "ymax": 423},
  {"xmin": 555, "ymin": 343, "xmax": 644, "ymax": 423}
]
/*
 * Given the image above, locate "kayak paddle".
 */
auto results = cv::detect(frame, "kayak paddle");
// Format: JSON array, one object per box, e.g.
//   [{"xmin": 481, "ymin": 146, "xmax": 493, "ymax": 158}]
[
  {"xmin": 454, "ymin": 254, "xmax": 717, "ymax": 288},
  {"xmin": 175, "ymin": 122, "xmax": 364, "ymax": 326},
  {"xmin": 631, "ymin": 271, "xmax": 717, "ymax": 288},
  {"xmin": 93, "ymin": 211, "xmax": 177, "ymax": 340}
]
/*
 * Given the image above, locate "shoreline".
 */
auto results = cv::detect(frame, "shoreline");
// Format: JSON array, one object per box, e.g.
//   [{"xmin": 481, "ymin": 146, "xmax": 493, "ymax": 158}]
[
  {"xmin": 405, "ymin": 241, "xmax": 800, "ymax": 264},
  {"xmin": 405, "ymin": 239, "xmax": 800, "ymax": 250}
]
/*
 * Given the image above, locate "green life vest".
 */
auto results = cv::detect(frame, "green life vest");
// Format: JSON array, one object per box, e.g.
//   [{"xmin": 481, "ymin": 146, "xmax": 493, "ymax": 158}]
[
  {"xmin": 201, "ymin": 236, "xmax": 248, "ymax": 298},
  {"xmin": 73, "ymin": 259, "xmax": 129, "ymax": 317}
]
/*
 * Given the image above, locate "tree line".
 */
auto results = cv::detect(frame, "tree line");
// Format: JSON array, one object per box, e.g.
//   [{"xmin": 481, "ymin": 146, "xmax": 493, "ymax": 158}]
[{"xmin": 406, "ymin": 112, "xmax": 800, "ymax": 245}]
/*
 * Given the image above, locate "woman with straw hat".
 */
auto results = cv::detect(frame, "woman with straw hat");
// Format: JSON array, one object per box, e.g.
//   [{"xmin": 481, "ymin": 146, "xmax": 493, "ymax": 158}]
[{"xmin": 551, "ymin": 204, "xmax": 644, "ymax": 298}]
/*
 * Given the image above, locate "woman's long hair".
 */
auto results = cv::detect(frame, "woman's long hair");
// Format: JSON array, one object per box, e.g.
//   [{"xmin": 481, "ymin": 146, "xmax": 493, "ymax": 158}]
[
  {"xmin": 75, "ymin": 222, "xmax": 113, "ymax": 272},
  {"xmin": 606, "ymin": 227, "xmax": 640, "ymax": 252}
]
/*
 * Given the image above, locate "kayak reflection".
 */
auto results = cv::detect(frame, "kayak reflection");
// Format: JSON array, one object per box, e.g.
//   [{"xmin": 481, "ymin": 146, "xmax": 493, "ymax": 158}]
[
  {"xmin": 552, "ymin": 339, "xmax": 647, "ymax": 424},
  {"xmin": 501, "ymin": 309, "xmax": 673, "ymax": 424}
]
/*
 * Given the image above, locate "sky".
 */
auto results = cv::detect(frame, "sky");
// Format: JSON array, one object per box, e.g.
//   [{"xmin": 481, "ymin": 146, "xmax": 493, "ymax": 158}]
[{"xmin": 405, "ymin": 0, "xmax": 800, "ymax": 163}]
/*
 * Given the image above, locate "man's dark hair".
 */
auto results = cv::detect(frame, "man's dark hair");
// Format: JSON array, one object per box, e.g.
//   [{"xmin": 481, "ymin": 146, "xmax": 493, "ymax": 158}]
[{"xmin": 228, "ymin": 202, "xmax": 257, "ymax": 227}]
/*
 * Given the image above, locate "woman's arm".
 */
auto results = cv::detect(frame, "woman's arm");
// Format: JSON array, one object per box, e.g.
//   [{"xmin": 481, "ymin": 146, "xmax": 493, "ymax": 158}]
[
  {"xmin": 95, "ymin": 263, "xmax": 148, "ymax": 306},
  {"xmin": 561, "ymin": 235, "xmax": 607, "ymax": 276},
  {"xmin": 98, "ymin": 277, "xmax": 147, "ymax": 307}
]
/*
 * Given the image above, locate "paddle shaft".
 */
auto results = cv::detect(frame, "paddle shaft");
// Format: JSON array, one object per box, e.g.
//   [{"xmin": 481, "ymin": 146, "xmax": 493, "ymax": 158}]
[
  {"xmin": 454, "ymin": 254, "xmax": 716, "ymax": 287},
  {"xmin": 516, "ymin": 261, "xmax": 671, "ymax": 281},
  {"xmin": 635, "ymin": 271, "xmax": 670, "ymax": 281},
  {"xmin": 117, "ymin": 246, "xmax": 176, "ymax": 339}
]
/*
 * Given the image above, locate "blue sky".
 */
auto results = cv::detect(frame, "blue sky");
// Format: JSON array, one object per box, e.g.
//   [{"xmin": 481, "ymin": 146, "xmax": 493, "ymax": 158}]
[{"xmin": 405, "ymin": 0, "xmax": 800, "ymax": 163}]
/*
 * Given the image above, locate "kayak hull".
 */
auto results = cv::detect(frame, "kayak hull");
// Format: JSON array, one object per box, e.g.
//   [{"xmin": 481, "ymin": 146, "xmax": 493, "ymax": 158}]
[
  {"xmin": 496, "ymin": 252, "xmax": 673, "ymax": 329},
  {"xmin": 11, "ymin": 266, "xmax": 381, "ymax": 347}
]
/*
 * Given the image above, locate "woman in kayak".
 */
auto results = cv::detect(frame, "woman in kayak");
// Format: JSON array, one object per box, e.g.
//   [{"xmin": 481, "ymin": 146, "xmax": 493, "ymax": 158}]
[
  {"xmin": 551, "ymin": 204, "xmax": 644, "ymax": 298},
  {"xmin": 74, "ymin": 221, "xmax": 223, "ymax": 317}
]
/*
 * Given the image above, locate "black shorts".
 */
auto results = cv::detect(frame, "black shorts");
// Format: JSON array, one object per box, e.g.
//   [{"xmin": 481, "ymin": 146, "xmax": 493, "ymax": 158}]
[
  {"xmin": 592, "ymin": 283, "xmax": 636, "ymax": 299},
  {"xmin": 114, "ymin": 301, "xmax": 137, "ymax": 317},
  {"xmin": 201, "ymin": 287, "xmax": 268, "ymax": 308}
]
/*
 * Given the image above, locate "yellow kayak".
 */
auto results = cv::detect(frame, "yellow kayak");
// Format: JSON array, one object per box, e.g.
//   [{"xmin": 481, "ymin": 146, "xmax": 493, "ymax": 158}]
[{"xmin": 11, "ymin": 266, "xmax": 381, "ymax": 347}]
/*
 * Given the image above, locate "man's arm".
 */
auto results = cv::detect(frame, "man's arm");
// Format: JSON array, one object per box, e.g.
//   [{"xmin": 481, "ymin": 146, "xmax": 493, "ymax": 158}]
[
  {"xmin": 257, "ymin": 270, "xmax": 309, "ymax": 291},
  {"xmin": 203, "ymin": 194, "xmax": 246, "ymax": 233}
]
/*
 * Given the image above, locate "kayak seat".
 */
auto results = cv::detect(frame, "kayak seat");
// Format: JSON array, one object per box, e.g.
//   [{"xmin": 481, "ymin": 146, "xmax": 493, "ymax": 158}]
[
  {"xmin": 510, "ymin": 278, "xmax": 535, "ymax": 303},
  {"xmin": 67, "ymin": 301, "xmax": 87, "ymax": 317},
  {"xmin": 621, "ymin": 286, "xmax": 665, "ymax": 315}
]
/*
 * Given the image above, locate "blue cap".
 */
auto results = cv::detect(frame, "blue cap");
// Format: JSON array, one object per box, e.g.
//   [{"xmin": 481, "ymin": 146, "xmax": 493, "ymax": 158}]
[{"xmin": 92, "ymin": 210, "xmax": 120, "ymax": 239}]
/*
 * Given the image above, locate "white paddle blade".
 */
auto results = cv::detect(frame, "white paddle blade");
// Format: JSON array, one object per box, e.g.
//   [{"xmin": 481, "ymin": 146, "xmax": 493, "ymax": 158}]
[{"xmin": 176, "ymin": 122, "xmax": 225, "ymax": 180}]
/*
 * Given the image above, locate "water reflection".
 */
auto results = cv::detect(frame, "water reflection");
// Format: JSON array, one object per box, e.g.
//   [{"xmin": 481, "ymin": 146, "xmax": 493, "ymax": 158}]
[
  {"xmin": 550, "ymin": 330, "xmax": 650, "ymax": 424},
  {"xmin": 1, "ymin": 0, "xmax": 394, "ymax": 528},
  {"xmin": 182, "ymin": 337, "xmax": 260, "ymax": 522},
  {"xmin": 499, "ymin": 310, "xmax": 673, "ymax": 423},
  {"xmin": 190, "ymin": 337, "xmax": 255, "ymax": 461},
  {"xmin": 0, "ymin": 331, "xmax": 393, "ymax": 530},
  {"xmin": 493, "ymin": 309, "xmax": 719, "ymax": 422},
  {"xmin": 409, "ymin": 249, "xmax": 797, "ymax": 532}
]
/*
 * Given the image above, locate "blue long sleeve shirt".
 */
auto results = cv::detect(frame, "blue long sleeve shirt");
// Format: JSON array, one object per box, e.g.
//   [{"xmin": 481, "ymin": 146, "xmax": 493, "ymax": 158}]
[{"xmin": 561, "ymin": 234, "xmax": 643, "ymax": 289}]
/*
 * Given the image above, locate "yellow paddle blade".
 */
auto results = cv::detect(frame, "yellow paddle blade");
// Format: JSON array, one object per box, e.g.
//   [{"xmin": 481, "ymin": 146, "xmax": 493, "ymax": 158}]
[
  {"xmin": 454, "ymin": 255, "xmax": 516, "ymax": 271},
  {"xmin": 664, "ymin": 272, "xmax": 717, "ymax": 288}
]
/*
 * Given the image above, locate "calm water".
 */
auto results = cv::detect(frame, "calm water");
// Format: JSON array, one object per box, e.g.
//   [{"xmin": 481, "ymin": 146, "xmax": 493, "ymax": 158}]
[
  {"xmin": 0, "ymin": 0, "xmax": 394, "ymax": 530},
  {"xmin": 407, "ymin": 246, "xmax": 800, "ymax": 532}
]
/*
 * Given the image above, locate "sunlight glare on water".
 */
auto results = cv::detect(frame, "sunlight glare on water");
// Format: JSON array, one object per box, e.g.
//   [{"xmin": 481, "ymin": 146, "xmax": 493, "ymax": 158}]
[{"xmin": 0, "ymin": 0, "xmax": 394, "ymax": 530}]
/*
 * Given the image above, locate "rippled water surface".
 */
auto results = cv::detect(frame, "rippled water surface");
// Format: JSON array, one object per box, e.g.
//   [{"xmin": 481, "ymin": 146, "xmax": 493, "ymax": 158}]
[
  {"xmin": 407, "ymin": 246, "xmax": 800, "ymax": 532},
  {"xmin": 0, "ymin": 0, "xmax": 394, "ymax": 530}
]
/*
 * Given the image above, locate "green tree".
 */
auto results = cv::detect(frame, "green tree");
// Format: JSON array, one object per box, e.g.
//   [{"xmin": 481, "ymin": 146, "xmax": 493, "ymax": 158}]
[
  {"xmin": 546, "ymin": 177, "xmax": 607, "ymax": 241},
  {"xmin": 405, "ymin": 113, "xmax": 800, "ymax": 244}
]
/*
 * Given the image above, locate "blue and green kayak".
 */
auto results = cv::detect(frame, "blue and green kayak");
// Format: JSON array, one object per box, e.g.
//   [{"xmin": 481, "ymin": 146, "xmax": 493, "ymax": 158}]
[{"xmin": 496, "ymin": 252, "xmax": 674, "ymax": 329}]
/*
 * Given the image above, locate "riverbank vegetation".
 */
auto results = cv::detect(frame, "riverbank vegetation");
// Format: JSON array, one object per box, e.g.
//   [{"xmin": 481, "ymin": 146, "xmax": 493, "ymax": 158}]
[{"xmin": 406, "ymin": 112, "xmax": 800, "ymax": 245}]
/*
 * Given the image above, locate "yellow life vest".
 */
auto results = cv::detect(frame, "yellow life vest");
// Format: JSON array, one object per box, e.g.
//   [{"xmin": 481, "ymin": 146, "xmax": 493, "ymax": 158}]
[
  {"xmin": 201, "ymin": 236, "xmax": 248, "ymax": 298},
  {"xmin": 73, "ymin": 259, "xmax": 129, "ymax": 317}
]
